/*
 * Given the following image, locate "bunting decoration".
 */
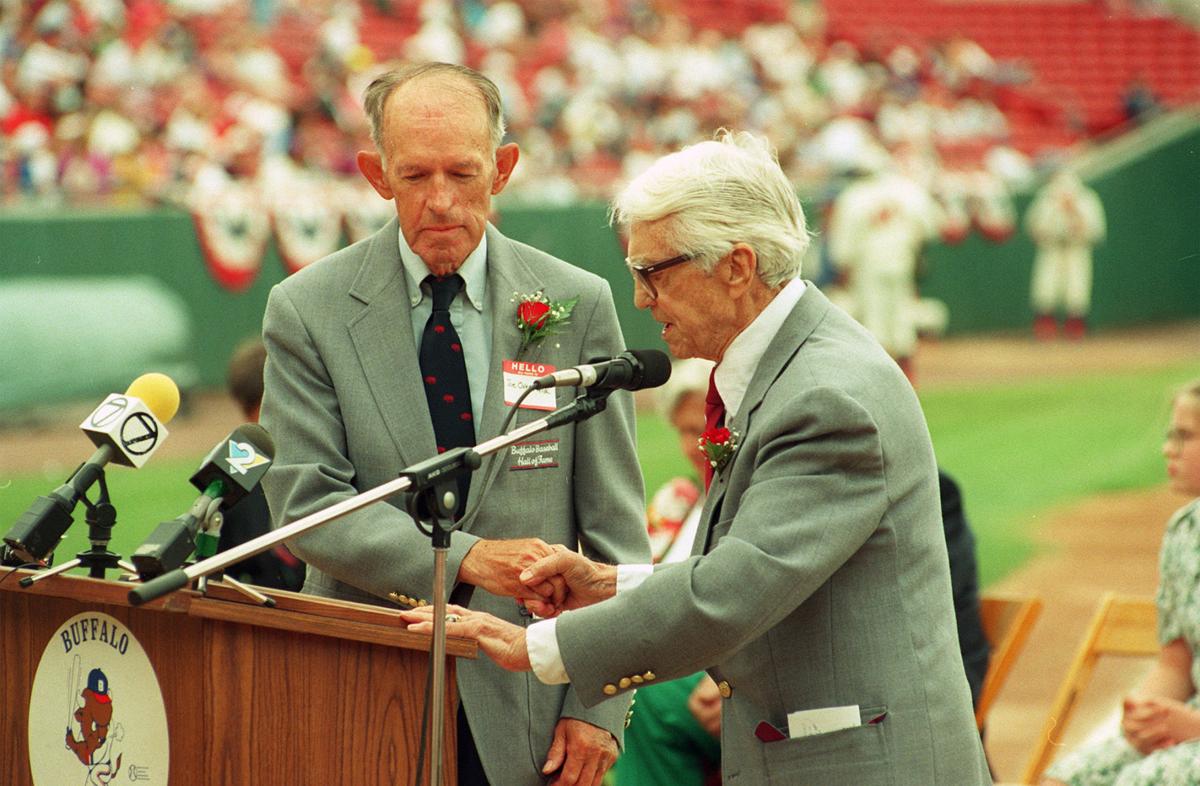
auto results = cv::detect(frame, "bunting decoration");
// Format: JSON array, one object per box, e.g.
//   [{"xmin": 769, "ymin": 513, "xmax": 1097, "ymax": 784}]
[
  {"xmin": 272, "ymin": 185, "xmax": 344, "ymax": 275},
  {"xmin": 191, "ymin": 181, "xmax": 270, "ymax": 293}
]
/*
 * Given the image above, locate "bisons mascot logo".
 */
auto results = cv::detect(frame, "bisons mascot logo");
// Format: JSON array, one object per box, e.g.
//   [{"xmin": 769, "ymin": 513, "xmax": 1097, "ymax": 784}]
[
  {"xmin": 65, "ymin": 663, "xmax": 123, "ymax": 783},
  {"xmin": 28, "ymin": 612, "xmax": 168, "ymax": 786}
]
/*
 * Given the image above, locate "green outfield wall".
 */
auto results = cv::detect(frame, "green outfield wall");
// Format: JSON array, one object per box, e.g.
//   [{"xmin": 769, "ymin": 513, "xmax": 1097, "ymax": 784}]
[{"xmin": 1, "ymin": 125, "xmax": 1196, "ymax": 411}]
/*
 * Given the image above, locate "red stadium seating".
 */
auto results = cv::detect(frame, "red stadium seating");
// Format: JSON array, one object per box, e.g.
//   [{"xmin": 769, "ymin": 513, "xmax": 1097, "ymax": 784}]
[{"xmin": 822, "ymin": 0, "xmax": 1200, "ymax": 153}]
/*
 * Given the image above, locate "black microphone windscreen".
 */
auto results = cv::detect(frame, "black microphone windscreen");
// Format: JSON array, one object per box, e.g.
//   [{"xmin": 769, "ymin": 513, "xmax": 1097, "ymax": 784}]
[
  {"xmin": 190, "ymin": 423, "xmax": 275, "ymax": 506},
  {"xmin": 629, "ymin": 349, "xmax": 672, "ymax": 390}
]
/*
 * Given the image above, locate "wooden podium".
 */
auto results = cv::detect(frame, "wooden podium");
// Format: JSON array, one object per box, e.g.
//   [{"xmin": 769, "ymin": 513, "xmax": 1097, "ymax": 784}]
[{"xmin": 0, "ymin": 567, "xmax": 475, "ymax": 785}]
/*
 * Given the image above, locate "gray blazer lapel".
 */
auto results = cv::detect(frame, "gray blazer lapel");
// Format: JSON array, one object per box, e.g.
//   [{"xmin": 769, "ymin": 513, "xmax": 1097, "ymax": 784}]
[
  {"xmin": 694, "ymin": 281, "xmax": 833, "ymax": 555},
  {"xmin": 478, "ymin": 223, "xmax": 544, "ymax": 442},
  {"xmin": 347, "ymin": 218, "xmax": 437, "ymax": 466}
]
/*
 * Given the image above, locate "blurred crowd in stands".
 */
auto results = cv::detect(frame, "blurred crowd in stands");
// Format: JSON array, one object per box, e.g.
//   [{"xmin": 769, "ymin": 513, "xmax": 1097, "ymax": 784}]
[{"xmin": 0, "ymin": 0, "xmax": 1187, "ymax": 215}]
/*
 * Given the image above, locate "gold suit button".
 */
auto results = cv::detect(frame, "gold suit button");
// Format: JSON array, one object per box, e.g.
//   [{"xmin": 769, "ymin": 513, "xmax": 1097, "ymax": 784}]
[
  {"xmin": 619, "ymin": 677, "xmax": 632, "ymax": 689},
  {"xmin": 717, "ymin": 680, "xmax": 732, "ymax": 698},
  {"xmin": 603, "ymin": 683, "xmax": 618, "ymax": 696},
  {"xmin": 631, "ymin": 675, "xmax": 644, "ymax": 684},
  {"xmin": 643, "ymin": 671, "xmax": 656, "ymax": 682}
]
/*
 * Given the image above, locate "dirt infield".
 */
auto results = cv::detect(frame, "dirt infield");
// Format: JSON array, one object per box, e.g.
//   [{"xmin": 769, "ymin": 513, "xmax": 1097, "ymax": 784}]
[
  {"xmin": 2, "ymin": 321, "xmax": 1198, "ymax": 781},
  {"xmin": 916, "ymin": 320, "xmax": 1200, "ymax": 390}
]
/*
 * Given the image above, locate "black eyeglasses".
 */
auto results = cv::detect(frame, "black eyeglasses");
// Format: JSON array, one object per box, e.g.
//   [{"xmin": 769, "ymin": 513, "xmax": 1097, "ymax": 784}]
[{"xmin": 625, "ymin": 253, "xmax": 694, "ymax": 300}]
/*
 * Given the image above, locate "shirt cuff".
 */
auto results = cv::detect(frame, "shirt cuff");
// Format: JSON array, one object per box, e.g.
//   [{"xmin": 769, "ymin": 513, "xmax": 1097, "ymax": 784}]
[
  {"xmin": 616, "ymin": 563, "xmax": 653, "ymax": 593},
  {"xmin": 527, "ymin": 618, "xmax": 570, "ymax": 685}
]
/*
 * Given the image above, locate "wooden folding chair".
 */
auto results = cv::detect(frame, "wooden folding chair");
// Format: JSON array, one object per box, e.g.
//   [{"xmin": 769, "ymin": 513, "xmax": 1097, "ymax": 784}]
[
  {"xmin": 976, "ymin": 592, "xmax": 1043, "ymax": 731},
  {"xmin": 1021, "ymin": 592, "xmax": 1158, "ymax": 784}
]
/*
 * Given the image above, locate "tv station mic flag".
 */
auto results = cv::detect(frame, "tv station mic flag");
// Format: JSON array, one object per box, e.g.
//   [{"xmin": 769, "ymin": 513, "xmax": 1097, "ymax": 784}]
[{"xmin": 3, "ymin": 373, "xmax": 180, "ymax": 564}]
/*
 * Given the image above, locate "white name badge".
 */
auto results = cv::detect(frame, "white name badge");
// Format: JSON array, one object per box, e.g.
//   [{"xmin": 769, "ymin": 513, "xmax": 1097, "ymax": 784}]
[{"xmin": 503, "ymin": 360, "xmax": 558, "ymax": 411}]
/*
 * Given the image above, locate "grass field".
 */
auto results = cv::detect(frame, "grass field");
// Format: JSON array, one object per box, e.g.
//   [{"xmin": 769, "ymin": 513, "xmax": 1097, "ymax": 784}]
[
  {"xmin": 921, "ymin": 360, "xmax": 1198, "ymax": 584},
  {"xmin": 2, "ymin": 359, "xmax": 1196, "ymax": 586}
]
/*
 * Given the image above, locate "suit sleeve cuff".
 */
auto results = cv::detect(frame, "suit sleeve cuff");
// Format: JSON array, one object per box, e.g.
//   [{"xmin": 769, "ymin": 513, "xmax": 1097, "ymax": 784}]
[
  {"xmin": 616, "ymin": 563, "xmax": 653, "ymax": 593},
  {"xmin": 527, "ymin": 618, "xmax": 570, "ymax": 684}
]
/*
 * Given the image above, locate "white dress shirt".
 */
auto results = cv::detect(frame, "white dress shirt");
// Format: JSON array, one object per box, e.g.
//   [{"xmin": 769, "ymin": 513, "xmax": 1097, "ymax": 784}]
[
  {"xmin": 662, "ymin": 497, "xmax": 705, "ymax": 565},
  {"xmin": 526, "ymin": 278, "xmax": 807, "ymax": 684}
]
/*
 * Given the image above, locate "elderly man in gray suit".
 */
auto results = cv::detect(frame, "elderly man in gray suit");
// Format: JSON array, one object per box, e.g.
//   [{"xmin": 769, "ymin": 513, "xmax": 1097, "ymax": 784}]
[
  {"xmin": 260, "ymin": 63, "xmax": 649, "ymax": 786},
  {"xmin": 403, "ymin": 131, "xmax": 992, "ymax": 785}
]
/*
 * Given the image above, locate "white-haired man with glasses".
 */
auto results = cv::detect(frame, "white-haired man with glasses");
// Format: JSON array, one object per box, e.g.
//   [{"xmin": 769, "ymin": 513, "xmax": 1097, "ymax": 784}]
[{"xmin": 403, "ymin": 131, "xmax": 992, "ymax": 784}]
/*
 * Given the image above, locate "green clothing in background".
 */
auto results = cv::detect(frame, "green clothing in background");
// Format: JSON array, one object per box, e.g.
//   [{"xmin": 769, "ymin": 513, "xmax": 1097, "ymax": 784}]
[{"xmin": 610, "ymin": 672, "xmax": 720, "ymax": 786}]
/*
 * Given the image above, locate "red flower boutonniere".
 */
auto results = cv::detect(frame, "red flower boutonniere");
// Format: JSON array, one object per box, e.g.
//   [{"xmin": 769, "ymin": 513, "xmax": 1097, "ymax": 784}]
[
  {"xmin": 699, "ymin": 426, "xmax": 739, "ymax": 474},
  {"xmin": 513, "ymin": 290, "xmax": 579, "ymax": 352}
]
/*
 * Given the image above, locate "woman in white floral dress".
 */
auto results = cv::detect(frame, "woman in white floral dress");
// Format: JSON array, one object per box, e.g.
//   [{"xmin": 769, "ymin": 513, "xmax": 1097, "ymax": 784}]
[{"xmin": 1043, "ymin": 380, "xmax": 1200, "ymax": 786}]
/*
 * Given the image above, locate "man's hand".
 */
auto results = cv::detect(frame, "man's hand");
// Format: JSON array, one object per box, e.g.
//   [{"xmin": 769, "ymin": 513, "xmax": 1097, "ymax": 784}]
[
  {"xmin": 459, "ymin": 538, "xmax": 560, "ymax": 601},
  {"xmin": 519, "ymin": 550, "xmax": 618, "ymax": 617},
  {"xmin": 398, "ymin": 604, "xmax": 531, "ymax": 672},
  {"xmin": 687, "ymin": 675, "xmax": 722, "ymax": 738},
  {"xmin": 541, "ymin": 718, "xmax": 618, "ymax": 786}
]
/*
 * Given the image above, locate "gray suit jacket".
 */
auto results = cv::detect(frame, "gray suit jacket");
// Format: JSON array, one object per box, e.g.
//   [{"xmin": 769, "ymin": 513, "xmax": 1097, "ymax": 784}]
[
  {"xmin": 554, "ymin": 285, "xmax": 991, "ymax": 785},
  {"xmin": 260, "ymin": 220, "xmax": 650, "ymax": 785}
]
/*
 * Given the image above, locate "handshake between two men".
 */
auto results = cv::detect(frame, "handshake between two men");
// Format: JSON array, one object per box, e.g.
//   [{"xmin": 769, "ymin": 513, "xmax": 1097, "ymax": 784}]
[{"xmin": 400, "ymin": 537, "xmax": 614, "ymax": 674}]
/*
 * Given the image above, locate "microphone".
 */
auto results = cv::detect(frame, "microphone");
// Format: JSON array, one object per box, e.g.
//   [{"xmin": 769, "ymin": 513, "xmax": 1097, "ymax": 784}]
[
  {"xmin": 3, "ymin": 373, "xmax": 180, "ymax": 564},
  {"xmin": 529, "ymin": 349, "xmax": 672, "ymax": 392},
  {"xmin": 131, "ymin": 423, "xmax": 275, "ymax": 579}
]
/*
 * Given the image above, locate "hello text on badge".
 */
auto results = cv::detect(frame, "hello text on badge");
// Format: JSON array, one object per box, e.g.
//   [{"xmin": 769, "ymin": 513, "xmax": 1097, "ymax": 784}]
[{"xmin": 503, "ymin": 360, "xmax": 558, "ymax": 411}]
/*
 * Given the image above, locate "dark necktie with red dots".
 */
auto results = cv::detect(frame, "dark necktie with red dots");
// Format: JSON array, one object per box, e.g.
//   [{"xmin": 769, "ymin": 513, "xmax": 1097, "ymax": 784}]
[{"xmin": 419, "ymin": 274, "xmax": 474, "ymax": 517}]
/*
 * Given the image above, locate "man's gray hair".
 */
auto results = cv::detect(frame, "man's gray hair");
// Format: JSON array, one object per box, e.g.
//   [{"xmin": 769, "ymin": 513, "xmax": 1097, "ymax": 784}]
[
  {"xmin": 362, "ymin": 62, "xmax": 506, "ymax": 154},
  {"xmin": 611, "ymin": 131, "xmax": 809, "ymax": 289}
]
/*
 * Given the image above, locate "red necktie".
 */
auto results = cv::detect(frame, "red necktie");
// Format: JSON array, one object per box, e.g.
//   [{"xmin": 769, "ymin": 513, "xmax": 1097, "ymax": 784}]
[{"xmin": 703, "ymin": 369, "xmax": 725, "ymax": 491}]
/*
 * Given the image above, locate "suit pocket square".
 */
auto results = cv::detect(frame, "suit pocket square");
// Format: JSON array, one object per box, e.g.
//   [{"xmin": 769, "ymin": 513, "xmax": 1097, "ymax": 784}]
[{"xmin": 755, "ymin": 721, "xmax": 787, "ymax": 743}]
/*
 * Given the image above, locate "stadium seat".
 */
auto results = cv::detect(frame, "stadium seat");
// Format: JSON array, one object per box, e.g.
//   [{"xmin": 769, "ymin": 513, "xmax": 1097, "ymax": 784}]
[
  {"xmin": 821, "ymin": 0, "xmax": 1200, "ymax": 154},
  {"xmin": 1021, "ymin": 593, "xmax": 1158, "ymax": 784}
]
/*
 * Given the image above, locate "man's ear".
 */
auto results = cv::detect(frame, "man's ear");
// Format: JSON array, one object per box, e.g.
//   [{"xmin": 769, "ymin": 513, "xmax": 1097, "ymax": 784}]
[
  {"xmin": 357, "ymin": 150, "xmax": 393, "ymax": 200},
  {"xmin": 491, "ymin": 143, "xmax": 520, "ymax": 195},
  {"xmin": 725, "ymin": 243, "xmax": 759, "ymax": 296}
]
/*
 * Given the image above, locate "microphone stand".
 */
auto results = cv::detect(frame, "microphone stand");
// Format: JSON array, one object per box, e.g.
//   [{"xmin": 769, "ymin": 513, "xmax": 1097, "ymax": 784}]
[
  {"xmin": 19, "ymin": 468, "xmax": 137, "ymax": 587},
  {"xmin": 191, "ymin": 500, "xmax": 276, "ymax": 608},
  {"xmin": 128, "ymin": 388, "xmax": 615, "ymax": 784}
]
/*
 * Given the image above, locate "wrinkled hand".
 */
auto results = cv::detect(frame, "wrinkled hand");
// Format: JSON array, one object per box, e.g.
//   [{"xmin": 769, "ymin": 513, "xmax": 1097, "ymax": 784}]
[
  {"xmin": 687, "ymin": 675, "xmax": 723, "ymax": 738},
  {"xmin": 519, "ymin": 550, "xmax": 619, "ymax": 618},
  {"xmin": 398, "ymin": 604, "xmax": 531, "ymax": 672},
  {"xmin": 541, "ymin": 718, "xmax": 618, "ymax": 786},
  {"xmin": 459, "ymin": 538, "xmax": 561, "ymax": 601},
  {"xmin": 1122, "ymin": 696, "xmax": 1175, "ymax": 754}
]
